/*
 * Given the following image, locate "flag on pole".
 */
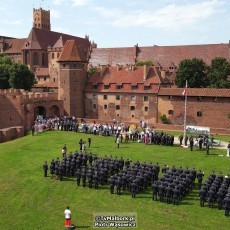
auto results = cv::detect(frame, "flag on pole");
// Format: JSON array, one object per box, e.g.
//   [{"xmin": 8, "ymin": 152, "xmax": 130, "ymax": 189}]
[{"xmin": 182, "ymin": 81, "xmax": 188, "ymax": 98}]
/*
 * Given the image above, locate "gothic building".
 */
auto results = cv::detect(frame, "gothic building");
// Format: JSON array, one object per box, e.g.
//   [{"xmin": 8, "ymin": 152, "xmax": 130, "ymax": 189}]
[{"xmin": 0, "ymin": 7, "xmax": 229, "ymax": 142}]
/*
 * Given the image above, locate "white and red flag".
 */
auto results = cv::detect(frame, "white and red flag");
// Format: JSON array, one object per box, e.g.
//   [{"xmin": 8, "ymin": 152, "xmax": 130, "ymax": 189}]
[{"xmin": 182, "ymin": 81, "xmax": 188, "ymax": 97}]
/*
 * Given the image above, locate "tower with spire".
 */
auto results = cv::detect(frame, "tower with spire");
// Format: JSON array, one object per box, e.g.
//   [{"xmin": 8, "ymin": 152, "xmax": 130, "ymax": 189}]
[{"xmin": 57, "ymin": 40, "xmax": 88, "ymax": 117}]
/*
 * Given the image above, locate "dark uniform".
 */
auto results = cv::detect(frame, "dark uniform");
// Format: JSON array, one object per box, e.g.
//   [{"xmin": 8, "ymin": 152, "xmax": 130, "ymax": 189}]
[
  {"xmin": 223, "ymin": 195, "xmax": 230, "ymax": 217},
  {"xmin": 43, "ymin": 161, "xmax": 48, "ymax": 177}
]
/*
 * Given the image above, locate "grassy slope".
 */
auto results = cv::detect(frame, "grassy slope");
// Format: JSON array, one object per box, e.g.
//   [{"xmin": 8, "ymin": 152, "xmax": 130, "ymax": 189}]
[{"xmin": 0, "ymin": 131, "xmax": 229, "ymax": 230}]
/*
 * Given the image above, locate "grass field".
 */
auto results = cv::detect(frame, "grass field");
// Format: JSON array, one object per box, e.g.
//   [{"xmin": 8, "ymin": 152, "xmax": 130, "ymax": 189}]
[{"xmin": 0, "ymin": 131, "xmax": 229, "ymax": 230}]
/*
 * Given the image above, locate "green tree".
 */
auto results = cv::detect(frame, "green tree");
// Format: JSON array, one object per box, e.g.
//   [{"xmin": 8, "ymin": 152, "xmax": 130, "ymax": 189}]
[
  {"xmin": 0, "ymin": 64, "xmax": 11, "ymax": 89},
  {"xmin": 136, "ymin": 60, "xmax": 153, "ymax": 66},
  {"xmin": 0, "ymin": 54, "xmax": 12, "ymax": 65},
  {"xmin": 175, "ymin": 58, "xmax": 208, "ymax": 88},
  {"xmin": 207, "ymin": 57, "xmax": 230, "ymax": 88},
  {"xmin": 9, "ymin": 63, "xmax": 35, "ymax": 90},
  {"xmin": 87, "ymin": 66, "xmax": 97, "ymax": 77}
]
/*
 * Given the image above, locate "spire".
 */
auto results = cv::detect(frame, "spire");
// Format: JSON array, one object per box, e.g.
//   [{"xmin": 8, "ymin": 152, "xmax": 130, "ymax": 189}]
[{"xmin": 58, "ymin": 40, "xmax": 87, "ymax": 62}]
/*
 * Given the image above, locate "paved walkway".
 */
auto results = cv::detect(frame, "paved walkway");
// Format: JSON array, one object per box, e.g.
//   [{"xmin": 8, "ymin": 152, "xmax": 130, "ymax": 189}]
[{"xmin": 174, "ymin": 136, "xmax": 229, "ymax": 150}]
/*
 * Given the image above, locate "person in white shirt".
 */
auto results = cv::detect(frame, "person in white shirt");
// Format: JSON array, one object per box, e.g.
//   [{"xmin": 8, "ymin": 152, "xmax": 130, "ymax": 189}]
[{"xmin": 64, "ymin": 206, "xmax": 71, "ymax": 228}]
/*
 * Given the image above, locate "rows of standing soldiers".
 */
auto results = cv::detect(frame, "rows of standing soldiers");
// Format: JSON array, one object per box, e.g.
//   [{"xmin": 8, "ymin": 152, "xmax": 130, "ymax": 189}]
[
  {"xmin": 199, "ymin": 172, "xmax": 230, "ymax": 216},
  {"xmin": 44, "ymin": 149, "xmax": 202, "ymax": 205}
]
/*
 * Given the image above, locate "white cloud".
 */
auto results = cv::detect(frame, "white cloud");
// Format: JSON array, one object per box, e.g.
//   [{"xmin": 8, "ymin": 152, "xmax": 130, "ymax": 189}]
[
  {"xmin": 51, "ymin": 9, "xmax": 60, "ymax": 18},
  {"xmin": 72, "ymin": 0, "xmax": 91, "ymax": 6},
  {"xmin": 52, "ymin": 0, "xmax": 66, "ymax": 5},
  {"xmin": 94, "ymin": 0, "xmax": 225, "ymax": 31},
  {"xmin": 2, "ymin": 20, "xmax": 22, "ymax": 25}
]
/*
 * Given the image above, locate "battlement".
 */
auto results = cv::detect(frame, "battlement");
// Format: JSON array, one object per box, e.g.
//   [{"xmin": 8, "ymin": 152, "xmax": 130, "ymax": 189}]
[{"xmin": 0, "ymin": 89, "xmax": 58, "ymax": 102}]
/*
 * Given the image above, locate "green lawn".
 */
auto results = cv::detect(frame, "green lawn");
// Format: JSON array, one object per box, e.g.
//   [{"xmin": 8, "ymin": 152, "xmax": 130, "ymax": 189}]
[{"xmin": 0, "ymin": 131, "xmax": 229, "ymax": 230}]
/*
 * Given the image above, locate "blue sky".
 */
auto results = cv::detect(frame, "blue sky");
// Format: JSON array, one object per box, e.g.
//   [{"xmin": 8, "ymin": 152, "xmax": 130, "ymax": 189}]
[{"xmin": 1, "ymin": 0, "xmax": 230, "ymax": 48}]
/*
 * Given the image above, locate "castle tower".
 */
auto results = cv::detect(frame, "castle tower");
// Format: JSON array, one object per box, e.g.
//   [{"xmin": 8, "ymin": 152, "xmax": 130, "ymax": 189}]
[
  {"xmin": 58, "ymin": 40, "xmax": 88, "ymax": 117},
  {"xmin": 33, "ymin": 8, "xmax": 51, "ymax": 31}
]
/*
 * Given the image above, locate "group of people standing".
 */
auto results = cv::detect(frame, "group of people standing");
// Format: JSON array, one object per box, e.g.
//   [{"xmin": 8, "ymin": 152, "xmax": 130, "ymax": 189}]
[
  {"xmin": 43, "ymin": 146, "xmax": 207, "ymax": 206},
  {"xmin": 199, "ymin": 172, "xmax": 230, "ymax": 216}
]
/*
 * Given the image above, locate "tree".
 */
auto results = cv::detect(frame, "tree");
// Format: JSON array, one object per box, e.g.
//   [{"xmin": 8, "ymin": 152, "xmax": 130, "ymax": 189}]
[
  {"xmin": 87, "ymin": 66, "xmax": 97, "ymax": 77},
  {"xmin": 136, "ymin": 60, "xmax": 153, "ymax": 66},
  {"xmin": 207, "ymin": 57, "xmax": 230, "ymax": 88},
  {"xmin": 0, "ymin": 54, "xmax": 12, "ymax": 65},
  {"xmin": 0, "ymin": 64, "xmax": 11, "ymax": 89},
  {"xmin": 9, "ymin": 63, "xmax": 35, "ymax": 90},
  {"xmin": 175, "ymin": 58, "xmax": 208, "ymax": 88}
]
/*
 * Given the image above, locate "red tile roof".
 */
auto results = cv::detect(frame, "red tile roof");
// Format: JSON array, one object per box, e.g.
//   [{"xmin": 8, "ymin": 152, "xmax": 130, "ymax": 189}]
[
  {"xmin": 158, "ymin": 88, "xmax": 230, "ymax": 97},
  {"xmin": 85, "ymin": 66, "xmax": 161, "ymax": 94},
  {"xmin": 89, "ymin": 47, "xmax": 137, "ymax": 66},
  {"xmin": 35, "ymin": 81, "xmax": 58, "ymax": 88},
  {"xmin": 22, "ymin": 27, "xmax": 90, "ymax": 54},
  {"xmin": 137, "ymin": 44, "xmax": 229, "ymax": 68},
  {"xmin": 89, "ymin": 43, "xmax": 229, "ymax": 69},
  {"xmin": 58, "ymin": 40, "xmax": 87, "ymax": 62},
  {"xmin": 52, "ymin": 35, "xmax": 64, "ymax": 48},
  {"xmin": 3, "ymin": 38, "xmax": 27, "ymax": 54},
  {"xmin": 35, "ymin": 68, "xmax": 49, "ymax": 77}
]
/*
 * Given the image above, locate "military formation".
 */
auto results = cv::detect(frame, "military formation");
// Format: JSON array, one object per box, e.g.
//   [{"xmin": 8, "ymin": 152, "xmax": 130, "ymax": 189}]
[
  {"xmin": 199, "ymin": 172, "xmax": 230, "ymax": 216},
  {"xmin": 43, "ymin": 146, "xmax": 206, "ymax": 205}
]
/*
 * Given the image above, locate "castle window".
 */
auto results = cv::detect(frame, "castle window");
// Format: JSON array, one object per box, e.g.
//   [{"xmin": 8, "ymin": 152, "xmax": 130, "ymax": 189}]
[
  {"xmin": 131, "ymin": 115, "xmax": 134, "ymax": 118},
  {"xmin": 131, "ymin": 85, "xmax": 137, "ymax": 90},
  {"xmin": 57, "ymin": 53, "xmax": 60, "ymax": 58},
  {"xmin": 116, "ymin": 85, "xmax": 122, "ymax": 90},
  {"xmin": 104, "ymin": 105, "xmax": 107, "ymax": 109},
  {"xmin": 144, "ymin": 86, "xmax": 150, "ymax": 90},
  {"xmin": 197, "ymin": 111, "xmax": 202, "ymax": 117},
  {"xmin": 93, "ymin": 104, "xmax": 97, "ymax": 109},
  {"xmin": 131, "ymin": 96, "xmax": 136, "ymax": 101},
  {"xmin": 92, "ymin": 94, "xmax": 96, "ymax": 99},
  {"xmin": 103, "ymin": 95, "xmax": 108, "ymax": 100},
  {"xmin": 33, "ymin": 52, "xmax": 38, "ymax": 65},
  {"xmin": 144, "ymin": 107, "xmax": 148, "ymax": 112},
  {"xmin": 130, "ymin": 106, "xmax": 135, "ymax": 111},
  {"xmin": 92, "ymin": 85, "xmax": 98, "ymax": 89},
  {"xmin": 44, "ymin": 77, "xmax": 46, "ymax": 81},
  {"xmin": 53, "ymin": 78, "xmax": 55, "ymax": 82},
  {"xmin": 116, "ymin": 105, "xmax": 120, "ymax": 110},
  {"xmin": 197, "ymin": 97, "xmax": 202, "ymax": 101},
  {"xmin": 52, "ymin": 53, "xmax": 55, "ymax": 59},
  {"xmin": 144, "ymin": 96, "xmax": 148, "ymax": 101},
  {"xmin": 42, "ymin": 52, "xmax": 45, "ymax": 67},
  {"xmin": 116, "ymin": 95, "xmax": 120, "ymax": 100},
  {"xmin": 104, "ymin": 85, "xmax": 109, "ymax": 89},
  {"xmin": 168, "ymin": 110, "xmax": 174, "ymax": 115},
  {"xmin": 117, "ymin": 114, "xmax": 120, "ymax": 117},
  {"xmin": 63, "ymin": 64, "xmax": 66, "ymax": 67}
]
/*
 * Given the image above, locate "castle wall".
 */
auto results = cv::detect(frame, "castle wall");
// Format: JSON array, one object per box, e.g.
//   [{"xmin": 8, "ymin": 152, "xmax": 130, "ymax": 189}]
[
  {"xmin": 85, "ymin": 93, "xmax": 158, "ymax": 123},
  {"xmin": 158, "ymin": 95, "xmax": 230, "ymax": 130}
]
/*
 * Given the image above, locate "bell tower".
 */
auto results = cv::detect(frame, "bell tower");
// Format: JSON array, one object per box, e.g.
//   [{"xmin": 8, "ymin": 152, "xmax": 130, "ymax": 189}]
[{"xmin": 33, "ymin": 8, "xmax": 51, "ymax": 31}]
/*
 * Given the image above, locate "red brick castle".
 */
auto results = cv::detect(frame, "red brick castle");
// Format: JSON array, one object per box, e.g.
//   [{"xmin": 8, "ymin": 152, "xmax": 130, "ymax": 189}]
[{"xmin": 0, "ymin": 8, "xmax": 229, "ymax": 142}]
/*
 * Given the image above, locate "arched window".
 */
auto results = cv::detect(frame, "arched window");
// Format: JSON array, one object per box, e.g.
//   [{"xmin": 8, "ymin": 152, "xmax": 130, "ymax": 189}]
[
  {"xmin": 33, "ymin": 52, "xmax": 38, "ymax": 65},
  {"xmin": 42, "ymin": 53, "xmax": 45, "ymax": 67}
]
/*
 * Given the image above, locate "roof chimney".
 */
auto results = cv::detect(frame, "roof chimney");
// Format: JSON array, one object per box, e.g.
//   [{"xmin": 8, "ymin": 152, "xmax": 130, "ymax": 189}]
[
  {"xmin": 161, "ymin": 70, "xmax": 166, "ymax": 79},
  {"xmin": 143, "ymin": 65, "xmax": 150, "ymax": 81}
]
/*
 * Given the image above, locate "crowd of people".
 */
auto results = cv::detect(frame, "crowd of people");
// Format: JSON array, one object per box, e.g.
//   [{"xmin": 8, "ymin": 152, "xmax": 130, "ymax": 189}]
[
  {"xmin": 42, "ymin": 145, "xmax": 218, "ymax": 209},
  {"xmin": 199, "ymin": 172, "xmax": 230, "ymax": 216}
]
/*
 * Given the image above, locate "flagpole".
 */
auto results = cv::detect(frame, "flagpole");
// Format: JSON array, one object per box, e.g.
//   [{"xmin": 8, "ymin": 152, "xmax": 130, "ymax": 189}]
[{"xmin": 183, "ymin": 80, "xmax": 188, "ymax": 145}]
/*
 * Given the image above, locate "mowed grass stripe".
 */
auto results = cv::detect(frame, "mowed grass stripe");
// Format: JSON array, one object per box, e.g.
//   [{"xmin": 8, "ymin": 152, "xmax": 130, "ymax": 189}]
[{"xmin": 0, "ymin": 131, "xmax": 229, "ymax": 230}]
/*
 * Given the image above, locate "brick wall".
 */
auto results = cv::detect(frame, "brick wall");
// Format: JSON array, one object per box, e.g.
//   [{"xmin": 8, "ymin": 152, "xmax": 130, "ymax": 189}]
[
  {"xmin": 59, "ymin": 62, "xmax": 87, "ymax": 117},
  {"xmin": 158, "ymin": 95, "xmax": 230, "ymax": 130},
  {"xmin": 85, "ymin": 93, "xmax": 158, "ymax": 123}
]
